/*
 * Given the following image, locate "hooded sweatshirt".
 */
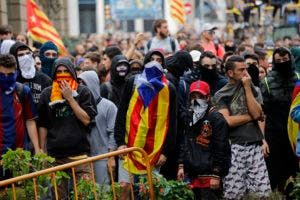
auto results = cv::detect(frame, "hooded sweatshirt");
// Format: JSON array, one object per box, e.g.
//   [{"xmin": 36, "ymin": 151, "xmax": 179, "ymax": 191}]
[
  {"xmin": 143, "ymin": 50, "xmax": 166, "ymax": 69},
  {"xmin": 39, "ymin": 41, "xmax": 58, "ymax": 79},
  {"xmin": 78, "ymin": 71, "xmax": 117, "ymax": 184},
  {"xmin": 100, "ymin": 55, "xmax": 129, "ymax": 107},
  {"xmin": 38, "ymin": 58, "xmax": 97, "ymax": 158},
  {"xmin": 9, "ymin": 42, "xmax": 51, "ymax": 105},
  {"xmin": 0, "ymin": 39, "xmax": 15, "ymax": 54}
]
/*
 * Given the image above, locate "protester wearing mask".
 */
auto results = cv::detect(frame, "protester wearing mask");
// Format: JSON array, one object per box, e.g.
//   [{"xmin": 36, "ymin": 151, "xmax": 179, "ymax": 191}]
[
  {"xmin": 243, "ymin": 52, "xmax": 260, "ymax": 87},
  {"xmin": 39, "ymin": 41, "xmax": 58, "ymax": 79},
  {"xmin": 100, "ymin": 55, "xmax": 130, "ymax": 107},
  {"xmin": 214, "ymin": 55, "xmax": 271, "ymax": 199},
  {"xmin": 114, "ymin": 60, "xmax": 177, "ymax": 200},
  {"xmin": 9, "ymin": 42, "xmax": 51, "ymax": 106},
  {"xmin": 261, "ymin": 47, "xmax": 299, "ymax": 193},
  {"xmin": 177, "ymin": 80, "xmax": 230, "ymax": 200},
  {"xmin": 38, "ymin": 58, "xmax": 97, "ymax": 198},
  {"xmin": 0, "ymin": 55, "xmax": 40, "ymax": 178},
  {"xmin": 185, "ymin": 51, "xmax": 227, "ymax": 97}
]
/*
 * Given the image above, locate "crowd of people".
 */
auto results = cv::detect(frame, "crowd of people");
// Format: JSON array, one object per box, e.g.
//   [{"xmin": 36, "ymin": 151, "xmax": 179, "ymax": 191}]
[{"xmin": 0, "ymin": 17, "xmax": 300, "ymax": 200}]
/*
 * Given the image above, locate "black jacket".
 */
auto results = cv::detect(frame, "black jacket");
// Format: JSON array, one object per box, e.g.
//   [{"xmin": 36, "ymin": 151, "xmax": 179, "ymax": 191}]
[
  {"xmin": 178, "ymin": 109, "xmax": 230, "ymax": 177},
  {"xmin": 114, "ymin": 76, "xmax": 178, "ymax": 156}
]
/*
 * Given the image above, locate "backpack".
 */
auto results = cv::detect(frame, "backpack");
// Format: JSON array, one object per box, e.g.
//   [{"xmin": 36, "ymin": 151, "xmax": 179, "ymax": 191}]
[{"xmin": 147, "ymin": 37, "xmax": 176, "ymax": 53}]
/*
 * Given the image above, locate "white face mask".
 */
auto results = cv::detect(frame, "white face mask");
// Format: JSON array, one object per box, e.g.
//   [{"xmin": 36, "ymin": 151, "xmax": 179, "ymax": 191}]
[
  {"xmin": 18, "ymin": 54, "xmax": 36, "ymax": 79},
  {"xmin": 116, "ymin": 64, "xmax": 128, "ymax": 77},
  {"xmin": 190, "ymin": 98, "xmax": 208, "ymax": 125}
]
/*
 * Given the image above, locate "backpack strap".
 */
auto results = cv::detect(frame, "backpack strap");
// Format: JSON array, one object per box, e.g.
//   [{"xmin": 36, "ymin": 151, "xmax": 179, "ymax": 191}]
[
  {"xmin": 147, "ymin": 39, "xmax": 152, "ymax": 51},
  {"xmin": 264, "ymin": 77, "xmax": 270, "ymax": 95},
  {"xmin": 170, "ymin": 37, "xmax": 176, "ymax": 52}
]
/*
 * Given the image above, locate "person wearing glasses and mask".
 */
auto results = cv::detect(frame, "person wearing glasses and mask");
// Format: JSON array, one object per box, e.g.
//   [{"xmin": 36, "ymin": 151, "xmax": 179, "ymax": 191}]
[
  {"xmin": 199, "ymin": 23, "xmax": 224, "ymax": 59},
  {"xmin": 9, "ymin": 42, "xmax": 51, "ymax": 106}
]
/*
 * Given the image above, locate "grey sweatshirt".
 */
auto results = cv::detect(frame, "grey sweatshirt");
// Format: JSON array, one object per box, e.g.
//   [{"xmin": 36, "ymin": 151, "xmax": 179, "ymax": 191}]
[{"xmin": 78, "ymin": 71, "xmax": 117, "ymax": 156}]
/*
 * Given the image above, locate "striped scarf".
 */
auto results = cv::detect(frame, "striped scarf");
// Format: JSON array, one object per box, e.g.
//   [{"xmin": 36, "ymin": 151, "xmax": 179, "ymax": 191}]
[{"xmin": 50, "ymin": 73, "xmax": 78, "ymax": 104}]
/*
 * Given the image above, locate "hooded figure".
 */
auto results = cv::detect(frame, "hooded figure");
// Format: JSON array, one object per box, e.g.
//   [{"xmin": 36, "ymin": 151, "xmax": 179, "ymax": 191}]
[
  {"xmin": 291, "ymin": 47, "xmax": 300, "ymax": 73},
  {"xmin": 39, "ymin": 41, "xmax": 58, "ymax": 78},
  {"xmin": 143, "ymin": 49, "xmax": 166, "ymax": 69},
  {"xmin": 38, "ymin": 57, "xmax": 97, "ymax": 199},
  {"xmin": 0, "ymin": 39, "xmax": 15, "ymax": 54},
  {"xmin": 271, "ymin": 47, "xmax": 295, "ymax": 78},
  {"xmin": 9, "ymin": 42, "xmax": 52, "ymax": 105},
  {"xmin": 100, "ymin": 55, "xmax": 130, "ymax": 107},
  {"xmin": 78, "ymin": 71, "xmax": 117, "ymax": 185},
  {"xmin": 38, "ymin": 57, "xmax": 97, "ymax": 159},
  {"xmin": 260, "ymin": 46, "xmax": 299, "ymax": 191},
  {"xmin": 166, "ymin": 50, "xmax": 193, "ymax": 83}
]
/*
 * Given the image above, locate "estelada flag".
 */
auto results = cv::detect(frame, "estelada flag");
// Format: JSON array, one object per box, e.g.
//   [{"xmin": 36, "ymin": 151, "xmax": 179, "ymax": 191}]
[
  {"xmin": 26, "ymin": 0, "xmax": 68, "ymax": 56},
  {"xmin": 170, "ymin": 0, "xmax": 185, "ymax": 25},
  {"xmin": 123, "ymin": 77, "xmax": 170, "ymax": 174}
]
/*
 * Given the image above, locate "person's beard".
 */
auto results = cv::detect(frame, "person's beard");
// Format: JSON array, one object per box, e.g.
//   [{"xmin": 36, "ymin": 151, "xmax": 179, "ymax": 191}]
[{"xmin": 159, "ymin": 31, "xmax": 168, "ymax": 39}]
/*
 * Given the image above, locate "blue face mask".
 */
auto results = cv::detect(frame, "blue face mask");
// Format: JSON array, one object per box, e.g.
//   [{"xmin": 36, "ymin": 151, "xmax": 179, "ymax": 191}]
[
  {"xmin": 40, "ymin": 56, "xmax": 57, "ymax": 78},
  {"xmin": 144, "ymin": 66, "xmax": 163, "ymax": 81},
  {"xmin": 0, "ymin": 72, "xmax": 17, "ymax": 93}
]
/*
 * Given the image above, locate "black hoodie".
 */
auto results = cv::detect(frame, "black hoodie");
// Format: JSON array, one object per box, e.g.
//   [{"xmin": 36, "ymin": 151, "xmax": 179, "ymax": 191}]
[
  {"xmin": 100, "ymin": 55, "xmax": 129, "ymax": 107},
  {"xmin": 38, "ymin": 58, "xmax": 97, "ymax": 158},
  {"xmin": 9, "ymin": 41, "xmax": 51, "ymax": 105},
  {"xmin": 143, "ymin": 50, "xmax": 166, "ymax": 69}
]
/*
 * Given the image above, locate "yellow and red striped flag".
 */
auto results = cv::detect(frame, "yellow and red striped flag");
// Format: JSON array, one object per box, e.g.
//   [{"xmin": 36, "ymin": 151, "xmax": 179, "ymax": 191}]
[
  {"xmin": 170, "ymin": 0, "xmax": 185, "ymax": 25},
  {"xmin": 26, "ymin": 0, "xmax": 68, "ymax": 56}
]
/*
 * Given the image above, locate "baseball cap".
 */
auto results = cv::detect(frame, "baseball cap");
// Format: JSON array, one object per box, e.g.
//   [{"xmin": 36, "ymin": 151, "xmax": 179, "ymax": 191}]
[
  {"xmin": 189, "ymin": 80, "xmax": 210, "ymax": 96},
  {"xmin": 190, "ymin": 50, "xmax": 202, "ymax": 62},
  {"xmin": 202, "ymin": 23, "xmax": 217, "ymax": 32}
]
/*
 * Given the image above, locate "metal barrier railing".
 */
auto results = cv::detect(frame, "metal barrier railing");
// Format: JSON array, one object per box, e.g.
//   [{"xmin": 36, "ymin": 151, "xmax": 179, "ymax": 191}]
[{"xmin": 0, "ymin": 147, "xmax": 154, "ymax": 200}]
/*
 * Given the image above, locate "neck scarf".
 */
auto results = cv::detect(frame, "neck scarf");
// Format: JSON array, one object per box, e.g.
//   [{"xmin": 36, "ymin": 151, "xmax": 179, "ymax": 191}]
[
  {"xmin": 136, "ymin": 61, "xmax": 164, "ymax": 108},
  {"xmin": 50, "ymin": 73, "xmax": 78, "ymax": 104}
]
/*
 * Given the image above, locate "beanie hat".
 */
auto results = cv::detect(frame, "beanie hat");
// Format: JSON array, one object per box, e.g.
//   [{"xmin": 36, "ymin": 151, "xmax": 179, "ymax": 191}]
[{"xmin": 39, "ymin": 41, "xmax": 58, "ymax": 57}]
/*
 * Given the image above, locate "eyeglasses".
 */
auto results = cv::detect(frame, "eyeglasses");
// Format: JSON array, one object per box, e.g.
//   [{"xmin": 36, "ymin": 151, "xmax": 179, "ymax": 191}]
[
  {"xmin": 202, "ymin": 64, "xmax": 217, "ymax": 69},
  {"xmin": 17, "ymin": 52, "xmax": 32, "ymax": 57}
]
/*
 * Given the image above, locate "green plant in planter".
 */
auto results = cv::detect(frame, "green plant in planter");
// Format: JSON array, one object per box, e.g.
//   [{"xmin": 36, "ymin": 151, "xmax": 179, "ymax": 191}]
[
  {"xmin": 70, "ymin": 178, "xmax": 121, "ymax": 200},
  {"xmin": 1, "ymin": 148, "xmax": 69, "ymax": 199},
  {"xmin": 138, "ymin": 173, "xmax": 194, "ymax": 200},
  {"xmin": 290, "ymin": 173, "xmax": 300, "ymax": 200}
]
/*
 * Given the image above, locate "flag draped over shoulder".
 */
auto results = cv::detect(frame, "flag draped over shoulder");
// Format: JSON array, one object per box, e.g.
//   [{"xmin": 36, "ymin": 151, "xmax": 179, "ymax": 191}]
[
  {"xmin": 288, "ymin": 80, "xmax": 300, "ymax": 154},
  {"xmin": 26, "ymin": 0, "xmax": 68, "ymax": 56},
  {"xmin": 170, "ymin": 0, "xmax": 185, "ymax": 25},
  {"xmin": 123, "ymin": 77, "xmax": 170, "ymax": 174}
]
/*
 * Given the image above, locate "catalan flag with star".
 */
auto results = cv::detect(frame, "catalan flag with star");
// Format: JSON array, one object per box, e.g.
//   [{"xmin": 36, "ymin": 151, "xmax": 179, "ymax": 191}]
[
  {"xmin": 123, "ymin": 76, "xmax": 170, "ymax": 174},
  {"xmin": 27, "ymin": 0, "xmax": 68, "ymax": 56}
]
